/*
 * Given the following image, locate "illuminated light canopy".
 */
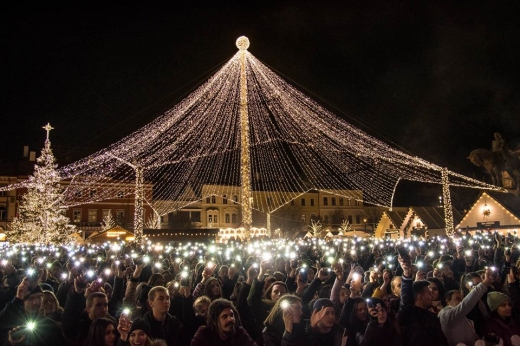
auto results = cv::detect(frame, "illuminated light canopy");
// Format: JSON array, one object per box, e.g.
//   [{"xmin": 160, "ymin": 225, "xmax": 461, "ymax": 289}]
[{"xmin": 1, "ymin": 38, "xmax": 502, "ymax": 224}]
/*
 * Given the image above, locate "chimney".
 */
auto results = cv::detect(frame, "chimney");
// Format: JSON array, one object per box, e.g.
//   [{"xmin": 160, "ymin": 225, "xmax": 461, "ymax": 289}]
[
  {"xmin": 29, "ymin": 151, "xmax": 36, "ymax": 162},
  {"xmin": 23, "ymin": 146, "xmax": 29, "ymax": 157}
]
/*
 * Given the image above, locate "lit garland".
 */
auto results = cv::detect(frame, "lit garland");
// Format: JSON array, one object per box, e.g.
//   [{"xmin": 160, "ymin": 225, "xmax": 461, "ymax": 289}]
[
  {"xmin": 0, "ymin": 38, "xmax": 503, "ymax": 231},
  {"xmin": 238, "ymin": 36, "xmax": 253, "ymax": 239},
  {"xmin": 442, "ymin": 168, "xmax": 454, "ymax": 236}
]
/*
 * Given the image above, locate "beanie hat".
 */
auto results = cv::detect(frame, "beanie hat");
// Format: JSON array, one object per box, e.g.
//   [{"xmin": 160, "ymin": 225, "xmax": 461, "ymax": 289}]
[
  {"xmin": 367, "ymin": 297, "xmax": 385, "ymax": 309},
  {"xmin": 487, "ymin": 291, "xmax": 510, "ymax": 312},
  {"xmin": 24, "ymin": 284, "xmax": 43, "ymax": 301},
  {"xmin": 313, "ymin": 298, "xmax": 335, "ymax": 312},
  {"xmin": 129, "ymin": 318, "xmax": 151, "ymax": 336}
]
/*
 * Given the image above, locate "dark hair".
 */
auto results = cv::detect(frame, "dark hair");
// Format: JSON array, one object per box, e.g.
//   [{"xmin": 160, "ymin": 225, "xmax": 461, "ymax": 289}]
[
  {"xmin": 86, "ymin": 317, "xmax": 116, "ymax": 346},
  {"xmin": 460, "ymin": 272, "xmax": 481, "ymax": 296},
  {"xmin": 86, "ymin": 292, "xmax": 107, "ymax": 309},
  {"xmin": 349, "ymin": 297, "xmax": 368, "ymax": 326},
  {"xmin": 444, "ymin": 290, "xmax": 460, "ymax": 305},
  {"xmin": 412, "ymin": 280, "xmax": 431, "ymax": 302},
  {"xmin": 427, "ymin": 277, "xmax": 447, "ymax": 306},
  {"xmin": 263, "ymin": 281, "xmax": 288, "ymax": 300},
  {"xmin": 204, "ymin": 277, "xmax": 222, "ymax": 301},
  {"xmin": 207, "ymin": 299, "xmax": 241, "ymax": 333},
  {"xmin": 147, "ymin": 273, "xmax": 165, "ymax": 287}
]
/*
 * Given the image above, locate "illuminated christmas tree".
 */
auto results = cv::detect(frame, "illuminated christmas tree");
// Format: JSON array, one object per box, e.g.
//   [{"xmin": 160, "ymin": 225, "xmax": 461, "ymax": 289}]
[
  {"xmin": 7, "ymin": 124, "xmax": 76, "ymax": 244},
  {"xmin": 101, "ymin": 210, "xmax": 116, "ymax": 231}
]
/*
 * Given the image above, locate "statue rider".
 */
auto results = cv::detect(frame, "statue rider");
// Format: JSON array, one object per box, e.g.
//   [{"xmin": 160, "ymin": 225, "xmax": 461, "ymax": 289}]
[{"xmin": 491, "ymin": 132, "xmax": 509, "ymax": 164}]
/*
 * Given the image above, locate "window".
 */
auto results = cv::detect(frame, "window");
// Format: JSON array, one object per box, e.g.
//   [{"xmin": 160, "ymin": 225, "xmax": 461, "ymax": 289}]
[
  {"xmin": 223, "ymin": 195, "xmax": 228, "ymax": 204},
  {"xmin": 208, "ymin": 215, "xmax": 213, "ymax": 223},
  {"xmin": 102, "ymin": 209, "xmax": 111, "ymax": 219},
  {"xmin": 88, "ymin": 210, "xmax": 97, "ymax": 223},
  {"xmin": 356, "ymin": 215, "xmax": 361, "ymax": 224},
  {"xmin": 339, "ymin": 198, "xmax": 344, "ymax": 206},
  {"xmin": 89, "ymin": 189, "xmax": 96, "ymax": 198},
  {"xmin": 301, "ymin": 198, "xmax": 306, "ymax": 206},
  {"xmin": 347, "ymin": 215, "xmax": 353, "ymax": 224},
  {"xmin": 0, "ymin": 207, "xmax": 6, "ymax": 221},
  {"xmin": 117, "ymin": 190, "xmax": 124, "ymax": 198},
  {"xmin": 310, "ymin": 199, "xmax": 315, "ymax": 206},
  {"xmin": 116, "ymin": 210, "xmax": 125, "ymax": 224},
  {"xmin": 311, "ymin": 213, "xmax": 316, "ymax": 220},
  {"xmin": 331, "ymin": 197, "xmax": 336, "ymax": 206},
  {"xmin": 301, "ymin": 214, "xmax": 306, "ymax": 222},
  {"xmin": 213, "ymin": 215, "xmax": 218, "ymax": 223},
  {"xmin": 225, "ymin": 214, "xmax": 230, "ymax": 223},
  {"xmin": 74, "ymin": 191, "xmax": 82, "ymax": 198},
  {"xmin": 232, "ymin": 214, "xmax": 237, "ymax": 223},
  {"xmin": 0, "ymin": 186, "xmax": 6, "ymax": 196},
  {"xmin": 206, "ymin": 197, "xmax": 211, "ymax": 204},
  {"xmin": 211, "ymin": 196, "xmax": 216, "ymax": 204},
  {"xmin": 73, "ymin": 210, "xmax": 82, "ymax": 223},
  {"xmin": 233, "ymin": 195, "xmax": 238, "ymax": 204},
  {"xmin": 323, "ymin": 197, "xmax": 328, "ymax": 206},
  {"xmin": 324, "ymin": 215, "xmax": 329, "ymax": 223},
  {"xmin": 347, "ymin": 199, "xmax": 351, "ymax": 206},
  {"xmin": 191, "ymin": 212, "xmax": 201, "ymax": 222}
]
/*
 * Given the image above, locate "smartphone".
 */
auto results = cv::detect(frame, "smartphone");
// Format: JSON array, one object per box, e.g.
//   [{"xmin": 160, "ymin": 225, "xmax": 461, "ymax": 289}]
[
  {"xmin": 396, "ymin": 246, "xmax": 410, "ymax": 262},
  {"xmin": 366, "ymin": 298, "xmax": 375, "ymax": 309},
  {"xmin": 11, "ymin": 322, "xmax": 36, "ymax": 340},
  {"xmin": 180, "ymin": 272, "xmax": 189, "ymax": 286},
  {"xmin": 299, "ymin": 269, "xmax": 306, "ymax": 283}
]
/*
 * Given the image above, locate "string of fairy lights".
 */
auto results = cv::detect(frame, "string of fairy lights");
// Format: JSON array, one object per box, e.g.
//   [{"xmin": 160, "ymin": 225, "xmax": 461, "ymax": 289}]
[{"xmin": 1, "ymin": 37, "xmax": 502, "ymax": 231}]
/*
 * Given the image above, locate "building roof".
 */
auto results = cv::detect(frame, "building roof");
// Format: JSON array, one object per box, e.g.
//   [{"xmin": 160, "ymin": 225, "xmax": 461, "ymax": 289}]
[
  {"xmin": 412, "ymin": 206, "xmax": 463, "ymax": 229},
  {"xmin": 486, "ymin": 191, "xmax": 520, "ymax": 217},
  {"xmin": 384, "ymin": 207, "xmax": 408, "ymax": 228}
]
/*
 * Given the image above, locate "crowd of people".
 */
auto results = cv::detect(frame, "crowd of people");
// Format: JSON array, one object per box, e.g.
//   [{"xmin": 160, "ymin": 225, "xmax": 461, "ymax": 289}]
[{"xmin": 0, "ymin": 230, "xmax": 519, "ymax": 346}]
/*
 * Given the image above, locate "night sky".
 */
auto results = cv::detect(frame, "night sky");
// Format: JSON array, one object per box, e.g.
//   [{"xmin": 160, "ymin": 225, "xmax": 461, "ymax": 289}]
[{"xmin": 2, "ymin": 3, "xmax": 520, "ymax": 209}]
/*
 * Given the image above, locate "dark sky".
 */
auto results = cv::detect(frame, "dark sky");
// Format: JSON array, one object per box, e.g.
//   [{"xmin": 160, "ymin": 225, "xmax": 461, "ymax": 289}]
[{"xmin": 2, "ymin": 2, "xmax": 520, "ymax": 208}]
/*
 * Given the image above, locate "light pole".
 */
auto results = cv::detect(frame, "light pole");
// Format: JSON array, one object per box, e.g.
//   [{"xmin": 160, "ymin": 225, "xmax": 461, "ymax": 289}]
[{"xmin": 363, "ymin": 218, "xmax": 367, "ymax": 233}]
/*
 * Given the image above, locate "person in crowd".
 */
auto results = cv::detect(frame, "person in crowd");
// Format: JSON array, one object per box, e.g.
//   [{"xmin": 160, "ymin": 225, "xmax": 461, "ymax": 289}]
[
  {"xmin": 247, "ymin": 261, "xmax": 288, "ymax": 332},
  {"xmin": 191, "ymin": 298, "xmax": 257, "ymax": 346},
  {"xmin": 438, "ymin": 267, "xmax": 494, "ymax": 346},
  {"xmin": 397, "ymin": 256, "xmax": 449, "ymax": 346},
  {"xmin": 85, "ymin": 317, "xmax": 118, "ymax": 346},
  {"xmin": 263, "ymin": 294, "xmax": 305, "ymax": 346},
  {"xmin": 305, "ymin": 298, "xmax": 346, "ymax": 346},
  {"xmin": 193, "ymin": 263, "xmax": 222, "ymax": 302},
  {"xmin": 426, "ymin": 277, "xmax": 446, "ymax": 315},
  {"xmin": 118, "ymin": 316, "xmax": 167, "ymax": 346},
  {"xmin": 359, "ymin": 297, "xmax": 402, "ymax": 346},
  {"xmin": 62, "ymin": 276, "xmax": 115, "ymax": 344},
  {"xmin": 0, "ymin": 280, "xmax": 65, "ymax": 345},
  {"xmin": 143, "ymin": 286, "xmax": 188, "ymax": 346},
  {"xmin": 481, "ymin": 270, "xmax": 520, "ymax": 346},
  {"xmin": 40, "ymin": 290, "xmax": 63, "ymax": 323}
]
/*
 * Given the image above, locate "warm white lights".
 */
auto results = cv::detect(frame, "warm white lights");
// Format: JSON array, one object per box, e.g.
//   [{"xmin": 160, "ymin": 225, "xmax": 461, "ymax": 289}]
[{"xmin": 0, "ymin": 39, "xmax": 502, "ymax": 237}]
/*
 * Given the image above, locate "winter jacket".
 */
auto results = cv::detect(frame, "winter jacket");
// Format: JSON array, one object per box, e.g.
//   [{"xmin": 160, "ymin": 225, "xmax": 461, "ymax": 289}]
[
  {"xmin": 439, "ymin": 282, "xmax": 488, "ymax": 346},
  {"xmin": 397, "ymin": 276, "xmax": 449, "ymax": 346},
  {"xmin": 190, "ymin": 325, "xmax": 257, "ymax": 346}
]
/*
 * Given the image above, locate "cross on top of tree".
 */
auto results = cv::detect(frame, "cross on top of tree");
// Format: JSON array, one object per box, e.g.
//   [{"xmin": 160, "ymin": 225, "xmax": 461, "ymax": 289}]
[{"xmin": 43, "ymin": 123, "xmax": 54, "ymax": 141}]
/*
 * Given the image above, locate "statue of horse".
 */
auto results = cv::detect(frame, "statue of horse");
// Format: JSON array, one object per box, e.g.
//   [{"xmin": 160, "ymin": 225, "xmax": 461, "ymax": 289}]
[{"xmin": 468, "ymin": 148, "xmax": 519, "ymax": 192}]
